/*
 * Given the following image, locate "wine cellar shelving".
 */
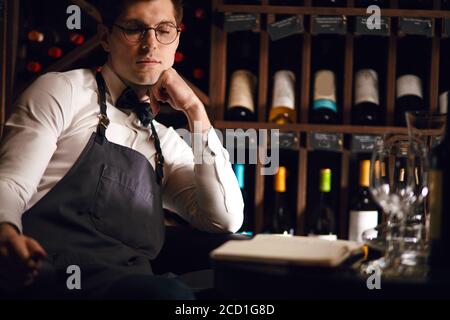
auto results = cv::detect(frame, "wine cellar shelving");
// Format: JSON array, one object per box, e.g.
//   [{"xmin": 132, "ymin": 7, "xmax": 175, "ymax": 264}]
[{"xmin": 210, "ymin": 0, "xmax": 450, "ymax": 237}]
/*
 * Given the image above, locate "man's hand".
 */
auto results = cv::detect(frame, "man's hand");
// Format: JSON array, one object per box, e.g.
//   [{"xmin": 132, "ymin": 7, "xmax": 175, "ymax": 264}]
[
  {"xmin": 149, "ymin": 68, "xmax": 202, "ymax": 113},
  {"xmin": 149, "ymin": 68, "xmax": 212, "ymax": 134},
  {"xmin": 0, "ymin": 223, "xmax": 47, "ymax": 291}
]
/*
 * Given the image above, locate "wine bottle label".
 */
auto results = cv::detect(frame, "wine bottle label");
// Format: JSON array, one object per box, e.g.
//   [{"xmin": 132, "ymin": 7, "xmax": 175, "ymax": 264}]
[
  {"xmin": 271, "ymin": 70, "xmax": 296, "ymax": 111},
  {"xmin": 313, "ymin": 70, "xmax": 337, "ymax": 112},
  {"xmin": 348, "ymin": 210, "xmax": 378, "ymax": 242},
  {"xmin": 354, "ymin": 69, "xmax": 380, "ymax": 106},
  {"xmin": 439, "ymin": 91, "xmax": 448, "ymax": 114},
  {"xmin": 396, "ymin": 75, "xmax": 423, "ymax": 99},
  {"xmin": 429, "ymin": 169, "xmax": 443, "ymax": 240},
  {"xmin": 227, "ymin": 70, "xmax": 257, "ymax": 112}
]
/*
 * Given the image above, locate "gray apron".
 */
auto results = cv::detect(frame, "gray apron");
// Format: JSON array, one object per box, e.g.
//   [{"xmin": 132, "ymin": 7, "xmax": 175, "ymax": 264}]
[{"xmin": 21, "ymin": 71, "xmax": 165, "ymax": 298}]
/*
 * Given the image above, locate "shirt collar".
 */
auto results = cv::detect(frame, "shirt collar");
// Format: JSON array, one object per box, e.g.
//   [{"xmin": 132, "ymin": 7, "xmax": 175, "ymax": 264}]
[{"xmin": 101, "ymin": 62, "xmax": 127, "ymax": 107}]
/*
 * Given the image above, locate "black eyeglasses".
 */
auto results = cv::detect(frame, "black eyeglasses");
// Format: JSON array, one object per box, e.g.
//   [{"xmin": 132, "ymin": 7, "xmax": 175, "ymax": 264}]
[{"xmin": 114, "ymin": 22, "xmax": 181, "ymax": 45}]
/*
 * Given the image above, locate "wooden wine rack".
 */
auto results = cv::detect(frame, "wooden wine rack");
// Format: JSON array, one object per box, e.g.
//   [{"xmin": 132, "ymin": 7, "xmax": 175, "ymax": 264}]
[{"xmin": 209, "ymin": 0, "xmax": 450, "ymax": 237}]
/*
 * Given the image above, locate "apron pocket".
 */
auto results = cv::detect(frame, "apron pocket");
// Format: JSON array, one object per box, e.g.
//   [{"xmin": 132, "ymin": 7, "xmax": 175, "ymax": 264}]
[{"xmin": 90, "ymin": 164, "xmax": 163, "ymax": 250}]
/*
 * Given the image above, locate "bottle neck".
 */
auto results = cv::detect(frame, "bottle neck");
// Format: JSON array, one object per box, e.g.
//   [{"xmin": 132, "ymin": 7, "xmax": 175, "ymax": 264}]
[
  {"xmin": 318, "ymin": 189, "xmax": 332, "ymax": 204},
  {"xmin": 274, "ymin": 166, "xmax": 287, "ymax": 193}
]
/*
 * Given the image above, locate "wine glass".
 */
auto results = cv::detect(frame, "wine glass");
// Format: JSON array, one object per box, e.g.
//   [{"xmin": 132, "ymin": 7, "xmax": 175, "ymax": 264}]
[
  {"xmin": 405, "ymin": 111, "xmax": 446, "ymax": 241},
  {"xmin": 361, "ymin": 135, "xmax": 428, "ymax": 277}
]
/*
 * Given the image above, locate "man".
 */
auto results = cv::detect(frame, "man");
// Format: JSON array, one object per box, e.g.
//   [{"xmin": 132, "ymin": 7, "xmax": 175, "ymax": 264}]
[{"xmin": 0, "ymin": 0, "xmax": 243, "ymax": 299}]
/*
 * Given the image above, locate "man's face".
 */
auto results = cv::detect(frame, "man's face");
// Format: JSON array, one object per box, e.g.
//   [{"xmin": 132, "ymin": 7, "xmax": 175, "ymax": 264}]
[{"xmin": 101, "ymin": 0, "xmax": 179, "ymax": 86}]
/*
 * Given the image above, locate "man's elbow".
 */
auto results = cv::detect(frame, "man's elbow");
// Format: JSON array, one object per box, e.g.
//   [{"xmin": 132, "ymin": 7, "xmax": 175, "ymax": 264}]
[
  {"xmin": 220, "ymin": 212, "xmax": 243, "ymax": 233},
  {"xmin": 213, "ymin": 202, "xmax": 244, "ymax": 233}
]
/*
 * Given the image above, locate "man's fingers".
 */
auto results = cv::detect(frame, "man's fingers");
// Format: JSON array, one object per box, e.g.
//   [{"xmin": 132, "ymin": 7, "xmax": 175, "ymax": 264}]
[
  {"xmin": 149, "ymin": 90, "xmax": 162, "ymax": 115},
  {"xmin": 9, "ymin": 237, "xmax": 31, "ymax": 265},
  {"xmin": 26, "ymin": 237, "xmax": 47, "ymax": 259},
  {"xmin": 0, "ymin": 244, "xmax": 9, "ymax": 257}
]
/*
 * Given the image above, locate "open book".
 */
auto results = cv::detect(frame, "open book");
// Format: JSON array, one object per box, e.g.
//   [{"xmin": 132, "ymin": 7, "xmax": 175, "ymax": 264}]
[{"xmin": 211, "ymin": 234, "xmax": 365, "ymax": 267}]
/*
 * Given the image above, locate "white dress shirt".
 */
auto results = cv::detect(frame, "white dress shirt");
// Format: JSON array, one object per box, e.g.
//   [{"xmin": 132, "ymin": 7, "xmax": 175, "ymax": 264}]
[{"xmin": 0, "ymin": 64, "xmax": 244, "ymax": 233}]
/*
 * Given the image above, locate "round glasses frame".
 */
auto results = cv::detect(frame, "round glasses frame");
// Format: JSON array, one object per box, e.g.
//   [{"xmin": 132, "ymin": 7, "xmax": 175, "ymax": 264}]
[{"xmin": 113, "ymin": 22, "xmax": 181, "ymax": 45}]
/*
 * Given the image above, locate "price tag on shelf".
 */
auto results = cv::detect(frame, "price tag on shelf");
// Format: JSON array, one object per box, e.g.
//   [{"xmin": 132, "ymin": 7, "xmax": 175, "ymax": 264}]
[
  {"xmin": 271, "ymin": 131, "xmax": 300, "ymax": 150},
  {"xmin": 444, "ymin": 18, "xmax": 450, "ymax": 37},
  {"xmin": 311, "ymin": 15, "xmax": 347, "ymax": 35},
  {"xmin": 354, "ymin": 16, "xmax": 390, "ymax": 36},
  {"xmin": 351, "ymin": 134, "xmax": 382, "ymax": 153},
  {"xmin": 399, "ymin": 17, "xmax": 434, "ymax": 37},
  {"xmin": 223, "ymin": 13, "xmax": 259, "ymax": 32},
  {"xmin": 267, "ymin": 15, "xmax": 304, "ymax": 41},
  {"xmin": 310, "ymin": 132, "xmax": 343, "ymax": 152}
]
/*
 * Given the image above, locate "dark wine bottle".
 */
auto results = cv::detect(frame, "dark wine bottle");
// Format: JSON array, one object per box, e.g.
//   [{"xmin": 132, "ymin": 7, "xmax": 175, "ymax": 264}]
[
  {"xmin": 310, "ymin": 36, "xmax": 341, "ymax": 124},
  {"xmin": 269, "ymin": 70, "xmax": 297, "ymax": 125},
  {"xmin": 429, "ymin": 94, "xmax": 450, "ymax": 274},
  {"xmin": 311, "ymin": 70, "xmax": 338, "ymax": 124},
  {"xmin": 309, "ymin": 168, "xmax": 337, "ymax": 240},
  {"xmin": 348, "ymin": 160, "xmax": 380, "ymax": 242},
  {"xmin": 226, "ymin": 70, "xmax": 257, "ymax": 121},
  {"xmin": 395, "ymin": 74, "xmax": 424, "ymax": 126},
  {"xmin": 352, "ymin": 69, "xmax": 383, "ymax": 125},
  {"xmin": 271, "ymin": 166, "xmax": 294, "ymax": 235}
]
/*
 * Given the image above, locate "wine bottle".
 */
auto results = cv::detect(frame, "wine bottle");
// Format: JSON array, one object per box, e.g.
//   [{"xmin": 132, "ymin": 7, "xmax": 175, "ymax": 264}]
[
  {"xmin": 439, "ymin": 91, "xmax": 449, "ymax": 114},
  {"xmin": 233, "ymin": 164, "xmax": 253, "ymax": 235},
  {"xmin": 429, "ymin": 94, "xmax": 450, "ymax": 272},
  {"xmin": 68, "ymin": 32, "xmax": 85, "ymax": 47},
  {"xmin": 311, "ymin": 70, "xmax": 339, "ymax": 124},
  {"xmin": 47, "ymin": 46, "xmax": 63, "ymax": 59},
  {"xmin": 309, "ymin": 168, "xmax": 337, "ymax": 240},
  {"xmin": 352, "ymin": 69, "xmax": 383, "ymax": 125},
  {"xmin": 26, "ymin": 61, "xmax": 42, "ymax": 74},
  {"xmin": 348, "ymin": 160, "xmax": 380, "ymax": 242},
  {"xmin": 226, "ymin": 70, "xmax": 257, "ymax": 121},
  {"xmin": 399, "ymin": 0, "xmax": 433, "ymax": 9},
  {"xmin": 268, "ymin": 70, "xmax": 297, "ymax": 125},
  {"xmin": 395, "ymin": 74, "xmax": 425, "ymax": 126},
  {"xmin": 27, "ymin": 30, "xmax": 45, "ymax": 43},
  {"xmin": 271, "ymin": 166, "xmax": 294, "ymax": 235}
]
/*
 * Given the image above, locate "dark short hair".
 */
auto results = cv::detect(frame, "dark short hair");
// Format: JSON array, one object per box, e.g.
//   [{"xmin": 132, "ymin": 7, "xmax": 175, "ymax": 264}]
[{"xmin": 93, "ymin": 0, "xmax": 183, "ymax": 29}]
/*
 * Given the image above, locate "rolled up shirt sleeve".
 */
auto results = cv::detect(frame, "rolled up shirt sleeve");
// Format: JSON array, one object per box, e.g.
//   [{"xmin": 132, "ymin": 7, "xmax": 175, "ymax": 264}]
[
  {"xmin": 161, "ymin": 126, "xmax": 244, "ymax": 233},
  {"xmin": 0, "ymin": 73, "xmax": 71, "ymax": 232}
]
